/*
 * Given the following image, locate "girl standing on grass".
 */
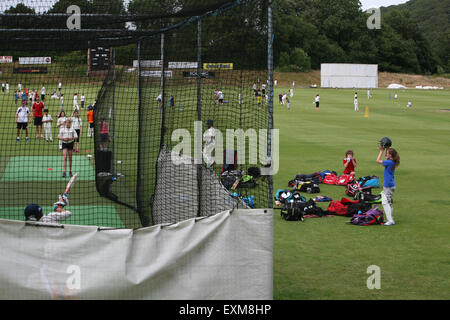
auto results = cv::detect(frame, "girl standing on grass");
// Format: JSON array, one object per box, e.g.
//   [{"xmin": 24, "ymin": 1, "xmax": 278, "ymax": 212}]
[
  {"xmin": 58, "ymin": 118, "xmax": 78, "ymax": 178},
  {"xmin": 376, "ymin": 147, "xmax": 400, "ymax": 226},
  {"xmin": 56, "ymin": 111, "xmax": 67, "ymax": 151},
  {"xmin": 71, "ymin": 110, "xmax": 82, "ymax": 153}
]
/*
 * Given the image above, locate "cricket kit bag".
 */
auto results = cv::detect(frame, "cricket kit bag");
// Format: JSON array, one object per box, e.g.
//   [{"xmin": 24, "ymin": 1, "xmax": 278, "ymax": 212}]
[
  {"xmin": 289, "ymin": 172, "xmax": 322, "ymax": 186},
  {"xmin": 319, "ymin": 170, "xmax": 337, "ymax": 181},
  {"xmin": 322, "ymin": 173, "xmax": 337, "ymax": 185},
  {"xmin": 326, "ymin": 200, "xmax": 348, "ymax": 216},
  {"xmin": 336, "ymin": 174, "xmax": 355, "ymax": 186},
  {"xmin": 298, "ymin": 181, "xmax": 320, "ymax": 194},
  {"xmin": 327, "ymin": 198, "xmax": 359, "ymax": 216},
  {"xmin": 350, "ymin": 206, "xmax": 384, "ymax": 226},
  {"xmin": 346, "ymin": 183, "xmax": 360, "ymax": 198},
  {"xmin": 357, "ymin": 175, "xmax": 380, "ymax": 188},
  {"xmin": 279, "ymin": 194, "xmax": 307, "ymax": 221},
  {"xmin": 346, "ymin": 201, "xmax": 372, "ymax": 217}
]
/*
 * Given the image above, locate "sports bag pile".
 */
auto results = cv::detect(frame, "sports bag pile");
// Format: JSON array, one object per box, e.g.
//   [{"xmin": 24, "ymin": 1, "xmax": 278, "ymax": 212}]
[{"xmin": 350, "ymin": 206, "xmax": 384, "ymax": 226}]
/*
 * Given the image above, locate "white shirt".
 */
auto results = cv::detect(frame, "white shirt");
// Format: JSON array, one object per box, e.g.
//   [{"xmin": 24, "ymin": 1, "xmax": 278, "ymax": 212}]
[
  {"xmin": 43, "ymin": 114, "xmax": 53, "ymax": 129},
  {"xmin": 41, "ymin": 87, "xmax": 45, "ymax": 95},
  {"xmin": 16, "ymin": 106, "xmax": 30, "ymax": 123},
  {"xmin": 218, "ymin": 91, "xmax": 223, "ymax": 100},
  {"xmin": 5, "ymin": 83, "xmax": 9, "ymax": 90},
  {"xmin": 18, "ymin": 83, "xmax": 22, "ymax": 90},
  {"xmin": 203, "ymin": 127, "xmax": 215, "ymax": 146},
  {"xmin": 57, "ymin": 117, "xmax": 67, "ymax": 132},
  {"xmin": 58, "ymin": 82, "xmax": 62, "ymax": 89},
  {"xmin": 81, "ymin": 95, "xmax": 85, "ymax": 102},
  {"xmin": 59, "ymin": 126, "xmax": 78, "ymax": 143},
  {"xmin": 157, "ymin": 94, "xmax": 162, "ymax": 101},
  {"xmin": 315, "ymin": 96, "xmax": 320, "ymax": 102},
  {"xmin": 71, "ymin": 117, "xmax": 82, "ymax": 130},
  {"xmin": 40, "ymin": 210, "xmax": 72, "ymax": 223}
]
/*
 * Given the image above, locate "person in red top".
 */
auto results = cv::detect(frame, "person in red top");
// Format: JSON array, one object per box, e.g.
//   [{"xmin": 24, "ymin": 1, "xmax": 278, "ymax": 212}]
[
  {"xmin": 32, "ymin": 96, "xmax": 45, "ymax": 139},
  {"xmin": 343, "ymin": 149, "xmax": 357, "ymax": 176}
]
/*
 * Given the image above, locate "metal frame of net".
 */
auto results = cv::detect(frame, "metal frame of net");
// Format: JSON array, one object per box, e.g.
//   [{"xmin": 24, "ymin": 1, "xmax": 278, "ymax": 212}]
[{"xmin": 0, "ymin": 0, "xmax": 274, "ymax": 229}]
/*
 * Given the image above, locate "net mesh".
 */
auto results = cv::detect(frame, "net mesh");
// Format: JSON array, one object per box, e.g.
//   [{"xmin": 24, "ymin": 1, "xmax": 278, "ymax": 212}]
[{"xmin": 0, "ymin": 0, "xmax": 273, "ymax": 229}]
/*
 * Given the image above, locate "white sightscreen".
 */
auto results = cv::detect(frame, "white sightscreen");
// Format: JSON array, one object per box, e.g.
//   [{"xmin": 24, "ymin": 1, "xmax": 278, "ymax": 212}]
[
  {"xmin": 321, "ymin": 64, "xmax": 378, "ymax": 88},
  {"xmin": 0, "ymin": 209, "xmax": 273, "ymax": 300}
]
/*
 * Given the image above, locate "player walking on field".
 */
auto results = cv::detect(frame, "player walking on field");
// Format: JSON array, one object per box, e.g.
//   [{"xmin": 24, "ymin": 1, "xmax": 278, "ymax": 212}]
[
  {"xmin": 15, "ymin": 100, "xmax": 31, "ymax": 142},
  {"xmin": 86, "ymin": 105, "xmax": 94, "ymax": 137},
  {"xmin": 32, "ymin": 97, "xmax": 45, "ymax": 139},
  {"xmin": 315, "ymin": 94, "xmax": 320, "ymax": 110},
  {"xmin": 354, "ymin": 92, "xmax": 359, "ymax": 112},
  {"xmin": 71, "ymin": 110, "xmax": 82, "ymax": 153},
  {"xmin": 58, "ymin": 118, "xmax": 78, "ymax": 178},
  {"xmin": 42, "ymin": 109, "xmax": 53, "ymax": 142},
  {"xmin": 56, "ymin": 111, "xmax": 67, "ymax": 150}
]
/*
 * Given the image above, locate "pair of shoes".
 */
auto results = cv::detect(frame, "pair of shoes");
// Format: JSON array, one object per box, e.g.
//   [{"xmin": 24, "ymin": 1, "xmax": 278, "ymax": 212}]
[
  {"xmin": 46, "ymin": 139, "xmax": 48, "ymax": 142},
  {"xmin": 16, "ymin": 137, "xmax": 20, "ymax": 142},
  {"xmin": 69, "ymin": 172, "xmax": 72, "ymax": 177},
  {"xmin": 26, "ymin": 137, "xmax": 30, "ymax": 142},
  {"xmin": 40, "ymin": 135, "xmax": 44, "ymax": 138},
  {"xmin": 62, "ymin": 172, "xmax": 66, "ymax": 178},
  {"xmin": 384, "ymin": 221, "xmax": 396, "ymax": 226}
]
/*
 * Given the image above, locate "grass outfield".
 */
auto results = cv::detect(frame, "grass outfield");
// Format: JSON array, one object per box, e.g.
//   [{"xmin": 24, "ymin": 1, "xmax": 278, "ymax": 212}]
[
  {"xmin": 272, "ymin": 86, "xmax": 450, "ymax": 299},
  {"xmin": 1, "ymin": 74, "xmax": 449, "ymax": 299}
]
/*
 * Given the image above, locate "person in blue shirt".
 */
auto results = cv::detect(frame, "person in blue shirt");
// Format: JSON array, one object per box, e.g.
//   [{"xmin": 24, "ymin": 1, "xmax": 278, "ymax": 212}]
[{"xmin": 376, "ymin": 146, "xmax": 400, "ymax": 226}]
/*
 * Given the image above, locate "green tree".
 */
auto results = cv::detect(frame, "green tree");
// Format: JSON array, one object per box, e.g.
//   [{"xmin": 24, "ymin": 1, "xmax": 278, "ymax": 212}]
[{"xmin": 4, "ymin": 3, "xmax": 35, "ymax": 14}]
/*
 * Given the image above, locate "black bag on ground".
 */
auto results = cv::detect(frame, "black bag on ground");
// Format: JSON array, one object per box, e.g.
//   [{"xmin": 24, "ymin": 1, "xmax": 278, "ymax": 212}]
[
  {"xmin": 298, "ymin": 182, "xmax": 320, "ymax": 194},
  {"xmin": 280, "ymin": 202, "xmax": 305, "ymax": 222},
  {"xmin": 346, "ymin": 202, "xmax": 372, "ymax": 217}
]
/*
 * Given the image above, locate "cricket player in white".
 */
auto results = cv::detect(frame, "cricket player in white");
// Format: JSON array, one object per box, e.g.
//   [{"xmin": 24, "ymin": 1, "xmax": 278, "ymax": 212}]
[
  {"xmin": 24, "ymin": 195, "xmax": 71, "ymax": 223},
  {"xmin": 42, "ymin": 109, "xmax": 54, "ymax": 142},
  {"xmin": 24, "ymin": 196, "xmax": 73, "ymax": 299},
  {"xmin": 203, "ymin": 120, "xmax": 216, "ymax": 167},
  {"xmin": 73, "ymin": 93, "xmax": 79, "ymax": 111},
  {"xmin": 354, "ymin": 92, "xmax": 359, "ymax": 112}
]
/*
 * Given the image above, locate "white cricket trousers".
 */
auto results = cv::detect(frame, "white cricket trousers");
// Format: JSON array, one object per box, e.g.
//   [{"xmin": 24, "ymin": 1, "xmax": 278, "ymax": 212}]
[
  {"xmin": 44, "ymin": 126, "xmax": 52, "ymax": 141},
  {"xmin": 382, "ymin": 187, "xmax": 395, "ymax": 223}
]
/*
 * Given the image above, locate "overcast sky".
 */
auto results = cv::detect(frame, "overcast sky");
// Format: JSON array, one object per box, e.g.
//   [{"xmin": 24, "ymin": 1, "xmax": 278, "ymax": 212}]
[
  {"xmin": 359, "ymin": 0, "xmax": 410, "ymax": 10},
  {"xmin": 1, "ymin": 0, "xmax": 411, "ymax": 13}
]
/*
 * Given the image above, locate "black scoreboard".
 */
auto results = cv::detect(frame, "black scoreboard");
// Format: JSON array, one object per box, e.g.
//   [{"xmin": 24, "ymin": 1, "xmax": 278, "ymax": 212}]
[{"xmin": 89, "ymin": 47, "xmax": 111, "ymax": 71}]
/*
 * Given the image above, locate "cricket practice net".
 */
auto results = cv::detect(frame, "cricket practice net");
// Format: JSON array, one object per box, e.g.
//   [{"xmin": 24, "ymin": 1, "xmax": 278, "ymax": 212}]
[{"xmin": 0, "ymin": 0, "xmax": 274, "ymax": 229}]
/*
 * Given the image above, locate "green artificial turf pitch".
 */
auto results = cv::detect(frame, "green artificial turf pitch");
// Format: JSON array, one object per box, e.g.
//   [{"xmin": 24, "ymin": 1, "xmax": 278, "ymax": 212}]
[
  {"xmin": 0, "ymin": 155, "xmax": 95, "ymax": 182},
  {"xmin": 0, "ymin": 205, "xmax": 124, "ymax": 229}
]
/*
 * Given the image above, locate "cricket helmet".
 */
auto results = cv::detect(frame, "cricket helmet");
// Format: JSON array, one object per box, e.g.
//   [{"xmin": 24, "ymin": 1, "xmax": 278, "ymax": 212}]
[
  {"xmin": 379, "ymin": 137, "xmax": 392, "ymax": 148},
  {"xmin": 24, "ymin": 204, "xmax": 43, "ymax": 221}
]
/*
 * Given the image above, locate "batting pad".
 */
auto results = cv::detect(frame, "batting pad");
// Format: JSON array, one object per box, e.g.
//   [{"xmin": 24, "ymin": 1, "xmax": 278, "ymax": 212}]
[
  {"xmin": 0, "ymin": 156, "xmax": 95, "ymax": 182},
  {"xmin": 0, "ymin": 209, "xmax": 273, "ymax": 299}
]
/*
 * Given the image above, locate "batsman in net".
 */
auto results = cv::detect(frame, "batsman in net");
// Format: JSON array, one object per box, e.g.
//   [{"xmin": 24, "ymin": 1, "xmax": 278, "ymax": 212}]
[{"xmin": 24, "ymin": 173, "xmax": 78, "ymax": 223}]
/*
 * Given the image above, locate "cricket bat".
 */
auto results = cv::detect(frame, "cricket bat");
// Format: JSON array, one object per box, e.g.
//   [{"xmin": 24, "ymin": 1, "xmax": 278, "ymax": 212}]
[{"xmin": 65, "ymin": 173, "xmax": 79, "ymax": 194}]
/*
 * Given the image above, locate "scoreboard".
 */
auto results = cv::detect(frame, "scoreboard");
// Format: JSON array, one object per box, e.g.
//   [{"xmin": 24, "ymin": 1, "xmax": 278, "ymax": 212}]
[{"xmin": 89, "ymin": 47, "xmax": 111, "ymax": 71}]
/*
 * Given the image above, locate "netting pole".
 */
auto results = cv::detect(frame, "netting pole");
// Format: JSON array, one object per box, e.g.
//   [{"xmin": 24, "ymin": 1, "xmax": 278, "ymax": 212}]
[
  {"xmin": 136, "ymin": 40, "xmax": 150, "ymax": 227},
  {"xmin": 267, "ymin": 0, "xmax": 274, "ymax": 208},
  {"xmin": 196, "ymin": 19, "xmax": 203, "ymax": 217},
  {"xmin": 160, "ymin": 32, "xmax": 166, "ymax": 148}
]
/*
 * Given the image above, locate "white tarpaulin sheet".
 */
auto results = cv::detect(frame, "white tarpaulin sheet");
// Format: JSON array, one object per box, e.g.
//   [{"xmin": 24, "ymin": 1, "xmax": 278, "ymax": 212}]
[
  {"xmin": 0, "ymin": 209, "xmax": 272, "ymax": 300},
  {"xmin": 321, "ymin": 63, "xmax": 378, "ymax": 88}
]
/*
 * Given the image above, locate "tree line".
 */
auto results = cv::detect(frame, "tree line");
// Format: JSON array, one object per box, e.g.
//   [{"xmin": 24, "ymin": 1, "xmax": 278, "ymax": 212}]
[{"xmin": 2, "ymin": 0, "xmax": 446, "ymax": 74}]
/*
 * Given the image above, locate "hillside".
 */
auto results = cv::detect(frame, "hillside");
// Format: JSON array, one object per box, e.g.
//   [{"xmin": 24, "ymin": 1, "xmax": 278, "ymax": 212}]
[
  {"xmin": 382, "ymin": 0, "xmax": 449, "ymax": 70},
  {"xmin": 382, "ymin": 0, "xmax": 449, "ymax": 45}
]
